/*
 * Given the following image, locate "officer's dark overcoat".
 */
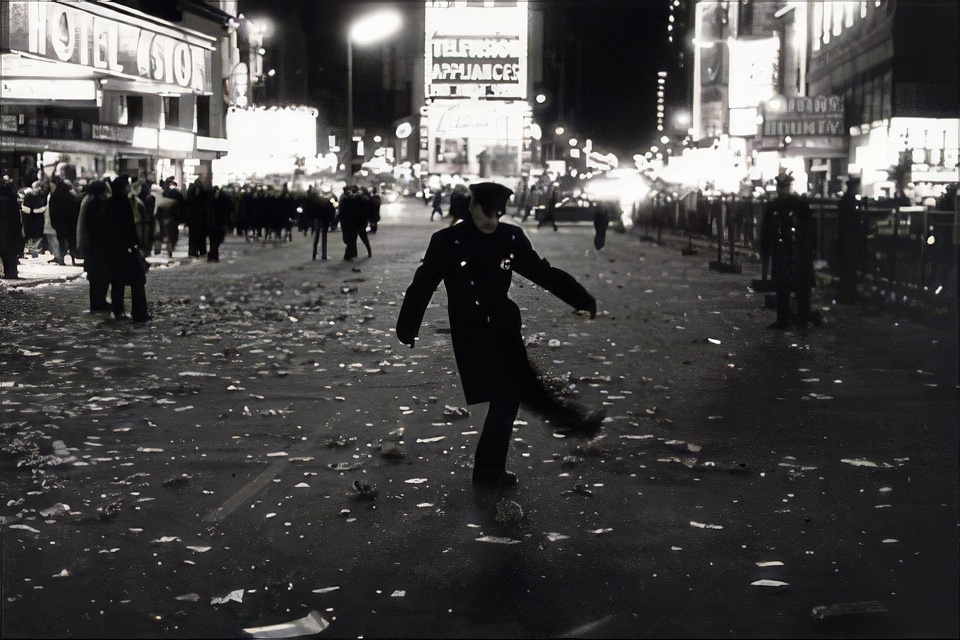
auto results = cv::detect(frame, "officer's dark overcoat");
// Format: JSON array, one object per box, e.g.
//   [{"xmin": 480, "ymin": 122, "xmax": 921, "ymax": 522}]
[{"xmin": 397, "ymin": 219, "xmax": 594, "ymax": 405}]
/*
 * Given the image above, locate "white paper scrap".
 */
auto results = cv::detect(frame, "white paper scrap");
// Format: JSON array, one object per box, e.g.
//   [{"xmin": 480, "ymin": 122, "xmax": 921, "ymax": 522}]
[{"xmin": 242, "ymin": 610, "xmax": 329, "ymax": 637}]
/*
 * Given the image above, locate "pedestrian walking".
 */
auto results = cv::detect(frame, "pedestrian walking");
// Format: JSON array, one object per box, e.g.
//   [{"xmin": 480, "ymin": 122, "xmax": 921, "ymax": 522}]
[
  {"xmin": 48, "ymin": 176, "xmax": 78, "ymax": 265},
  {"xmin": 396, "ymin": 182, "xmax": 604, "ymax": 489},
  {"xmin": 157, "ymin": 181, "xmax": 183, "ymax": 257},
  {"xmin": 76, "ymin": 178, "xmax": 112, "ymax": 312},
  {"xmin": 592, "ymin": 204, "xmax": 610, "ymax": 251},
  {"xmin": 306, "ymin": 186, "xmax": 336, "ymax": 261},
  {"xmin": 208, "ymin": 185, "xmax": 232, "ymax": 262},
  {"xmin": 20, "ymin": 180, "xmax": 48, "ymax": 257},
  {"xmin": 539, "ymin": 182, "xmax": 559, "ymax": 231},
  {"xmin": 760, "ymin": 172, "xmax": 815, "ymax": 329},
  {"xmin": 368, "ymin": 187, "xmax": 381, "ymax": 233},
  {"xmin": 185, "ymin": 176, "xmax": 209, "ymax": 258},
  {"xmin": 0, "ymin": 175, "xmax": 24, "ymax": 279},
  {"xmin": 135, "ymin": 180, "xmax": 157, "ymax": 257},
  {"xmin": 447, "ymin": 183, "xmax": 470, "ymax": 227},
  {"xmin": 338, "ymin": 186, "xmax": 361, "ymax": 260},
  {"xmin": 430, "ymin": 188, "xmax": 443, "ymax": 221},
  {"xmin": 357, "ymin": 187, "xmax": 374, "ymax": 258},
  {"xmin": 104, "ymin": 175, "xmax": 150, "ymax": 322}
]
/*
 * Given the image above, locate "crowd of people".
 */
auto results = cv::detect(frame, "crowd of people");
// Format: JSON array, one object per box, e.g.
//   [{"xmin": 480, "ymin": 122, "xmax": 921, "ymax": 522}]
[{"xmin": 1, "ymin": 171, "xmax": 389, "ymax": 318}]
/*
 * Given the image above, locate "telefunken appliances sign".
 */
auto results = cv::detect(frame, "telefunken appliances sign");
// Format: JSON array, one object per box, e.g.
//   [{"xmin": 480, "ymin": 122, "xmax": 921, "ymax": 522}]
[{"xmin": 424, "ymin": 1, "xmax": 528, "ymax": 100}]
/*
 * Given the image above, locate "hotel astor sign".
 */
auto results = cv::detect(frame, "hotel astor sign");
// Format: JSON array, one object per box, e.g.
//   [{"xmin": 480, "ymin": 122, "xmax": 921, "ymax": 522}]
[{"xmin": 4, "ymin": 1, "xmax": 213, "ymax": 93}]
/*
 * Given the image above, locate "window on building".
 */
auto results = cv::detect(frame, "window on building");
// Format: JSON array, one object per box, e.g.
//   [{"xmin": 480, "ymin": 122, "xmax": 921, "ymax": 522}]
[
  {"xmin": 127, "ymin": 96, "xmax": 144, "ymax": 127},
  {"xmin": 196, "ymin": 96, "xmax": 210, "ymax": 137},
  {"xmin": 163, "ymin": 96, "xmax": 180, "ymax": 129}
]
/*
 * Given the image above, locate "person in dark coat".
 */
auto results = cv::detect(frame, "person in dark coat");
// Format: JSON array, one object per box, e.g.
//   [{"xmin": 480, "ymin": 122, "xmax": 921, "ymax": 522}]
[
  {"xmin": 593, "ymin": 204, "xmax": 610, "ymax": 251},
  {"xmin": 338, "ymin": 186, "xmax": 361, "ymax": 260},
  {"xmin": 539, "ymin": 182, "xmax": 559, "ymax": 231},
  {"xmin": 104, "ymin": 175, "xmax": 149, "ymax": 322},
  {"xmin": 157, "ymin": 181, "xmax": 183, "ymax": 257},
  {"xmin": 396, "ymin": 182, "xmax": 604, "ymax": 489},
  {"xmin": 447, "ymin": 183, "xmax": 470, "ymax": 227},
  {"xmin": 76, "ymin": 178, "xmax": 112, "ymax": 312},
  {"xmin": 0, "ymin": 176, "xmax": 24, "ymax": 279},
  {"xmin": 207, "ymin": 186, "xmax": 232, "ymax": 262},
  {"xmin": 357, "ymin": 187, "xmax": 373, "ymax": 258},
  {"xmin": 305, "ymin": 186, "xmax": 336, "ymax": 260},
  {"xmin": 185, "ymin": 176, "xmax": 209, "ymax": 258},
  {"xmin": 20, "ymin": 180, "xmax": 48, "ymax": 257},
  {"xmin": 367, "ymin": 187, "xmax": 381, "ymax": 233},
  {"xmin": 136, "ymin": 180, "xmax": 157, "ymax": 257},
  {"xmin": 836, "ymin": 177, "xmax": 862, "ymax": 303},
  {"xmin": 760, "ymin": 173, "xmax": 816, "ymax": 329},
  {"xmin": 430, "ymin": 188, "xmax": 443, "ymax": 221},
  {"xmin": 53, "ymin": 178, "xmax": 80, "ymax": 265}
]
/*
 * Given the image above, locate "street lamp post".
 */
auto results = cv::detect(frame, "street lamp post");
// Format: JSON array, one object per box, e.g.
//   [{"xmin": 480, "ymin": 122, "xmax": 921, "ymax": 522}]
[{"xmin": 345, "ymin": 10, "xmax": 401, "ymax": 186}]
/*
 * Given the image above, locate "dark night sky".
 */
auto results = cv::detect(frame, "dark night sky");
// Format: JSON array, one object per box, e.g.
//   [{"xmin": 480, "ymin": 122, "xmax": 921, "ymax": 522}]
[{"xmin": 237, "ymin": 0, "xmax": 670, "ymax": 158}]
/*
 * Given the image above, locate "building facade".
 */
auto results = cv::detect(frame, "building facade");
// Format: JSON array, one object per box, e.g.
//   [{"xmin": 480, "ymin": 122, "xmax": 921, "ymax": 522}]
[
  {"xmin": 685, "ymin": 0, "xmax": 958, "ymax": 199},
  {"xmin": 0, "ymin": 0, "xmax": 240, "ymax": 187}
]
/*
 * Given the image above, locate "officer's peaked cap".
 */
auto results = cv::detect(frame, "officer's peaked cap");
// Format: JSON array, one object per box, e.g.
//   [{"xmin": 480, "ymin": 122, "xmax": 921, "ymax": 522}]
[{"xmin": 468, "ymin": 182, "xmax": 513, "ymax": 212}]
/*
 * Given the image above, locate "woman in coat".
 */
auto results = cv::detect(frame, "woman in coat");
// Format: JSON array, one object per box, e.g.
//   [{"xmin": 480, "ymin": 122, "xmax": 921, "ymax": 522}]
[{"xmin": 396, "ymin": 182, "xmax": 603, "ymax": 488}]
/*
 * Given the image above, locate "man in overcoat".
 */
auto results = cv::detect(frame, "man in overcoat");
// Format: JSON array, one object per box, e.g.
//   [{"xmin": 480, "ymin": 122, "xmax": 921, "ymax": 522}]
[
  {"xmin": 396, "ymin": 182, "xmax": 603, "ymax": 488},
  {"xmin": 0, "ymin": 176, "xmax": 24, "ymax": 278},
  {"xmin": 760, "ymin": 173, "xmax": 815, "ymax": 329},
  {"xmin": 104, "ymin": 175, "xmax": 149, "ymax": 322},
  {"xmin": 77, "ymin": 178, "xmax": 112, "ymax": 311}
]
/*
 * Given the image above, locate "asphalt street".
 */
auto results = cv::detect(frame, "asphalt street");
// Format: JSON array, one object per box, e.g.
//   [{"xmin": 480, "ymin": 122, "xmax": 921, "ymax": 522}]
[{"xmin": 1, "ymin": 196, "xmax": 957, "ymax": 639}]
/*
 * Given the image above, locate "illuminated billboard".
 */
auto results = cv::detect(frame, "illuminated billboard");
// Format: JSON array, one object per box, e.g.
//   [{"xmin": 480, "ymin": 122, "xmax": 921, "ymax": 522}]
[{"xmin": 424, "ymin": 1, "xmax": 528, "ymax": 100}]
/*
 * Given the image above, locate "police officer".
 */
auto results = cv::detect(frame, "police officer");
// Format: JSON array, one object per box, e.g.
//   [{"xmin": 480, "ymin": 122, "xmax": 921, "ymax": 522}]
[
  {"xmin": 397, "ymin": 182, "xmax": 603, "ymax": 489},
  {"xmin": 760, "ymin": 173, "xmax": 815, "ymax": 329}
]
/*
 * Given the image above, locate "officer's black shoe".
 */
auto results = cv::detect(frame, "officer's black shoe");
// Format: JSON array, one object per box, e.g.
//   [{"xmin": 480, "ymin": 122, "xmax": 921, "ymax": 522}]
[
  {"xmin": 472, "ymin": 468, "xmax": 519, "ymax": 488},
  {"xmin": 767, "ymin": 321, "xmax": 789, "ymax": 330}
]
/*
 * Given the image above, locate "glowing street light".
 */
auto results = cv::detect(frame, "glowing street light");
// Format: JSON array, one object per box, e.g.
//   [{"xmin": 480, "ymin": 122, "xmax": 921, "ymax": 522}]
[{"xmin": 346, "ymin": 9, "xmax": 401, "ymax": 185}]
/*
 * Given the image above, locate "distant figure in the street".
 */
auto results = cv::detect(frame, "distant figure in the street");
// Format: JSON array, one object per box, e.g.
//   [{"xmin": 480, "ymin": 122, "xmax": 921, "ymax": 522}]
[
  {"xmin": 760, "ymin": 172, "xmax": 815, "ymax": 329},
  {"xmin": 185, "ymin": 176, "xmax": 209, "ymax": 258},
  {"xmin": 20, "ymin": 180, "xmax": 49, "ymax": 257},
  {"xmin": 447, "ymin": 183, "xmax": 470, "ymax": 227},
  {"xmin": 208, "ymin": 185, "xmax": 232, "ymax": 262},
  {"xmin": 157, "ymin": 180, "xmax": 183, "ymax": 257},
  {"xmin": 367, "ymin": 187, "xmax": 381, "ymax": 233},
  {"xmin": 135, "ymin": 180, "xmax": 157, "ymax": 257},
  {"xmin": 338, "ymin": 185, "xmax": 362, "ymax": 260},
  {"xmin": 48, "ymin": 176, "xmax": 78, "ymax": 265},
  {"xmin": 76, "ymin": 178, "xmax": 112, "ymax": 312},
  {"xmin": 307, "ymin": 186, "xmax": 337, "ymax": 261},
  {"xmin": 396, "ymin": 182, "xmax": 604, "ymax": 489},
  {"xmin": 0, "ymin": 175, "xmax": 24, "ymax": 279},
  {"xmin": 430, "ymin": 189, "xmax": 443, "ymax": 221},
  {"xmin": 538, "ymin": 182, "xmax": 559, "ymax": 231},
  {"xmin": 104, "ymin": 175, "xmax": 150, "ymax": 322},
  {"xmin": 836, "ymin": 176, "xmax": 862, "ymax": 303},
  {"xmin": 592, "ymin": 204, "xmax": 610, "ymax": 251},
  {"xmin": 357, "ymin": 187, "xmax": 374, "ymax": 258}
]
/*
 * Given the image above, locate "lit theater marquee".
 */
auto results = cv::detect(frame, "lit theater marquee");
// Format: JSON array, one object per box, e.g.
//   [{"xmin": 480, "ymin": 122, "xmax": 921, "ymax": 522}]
[{"xmin": 425, "ymin": 1, "xmax": 528, "ymax": 100}]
